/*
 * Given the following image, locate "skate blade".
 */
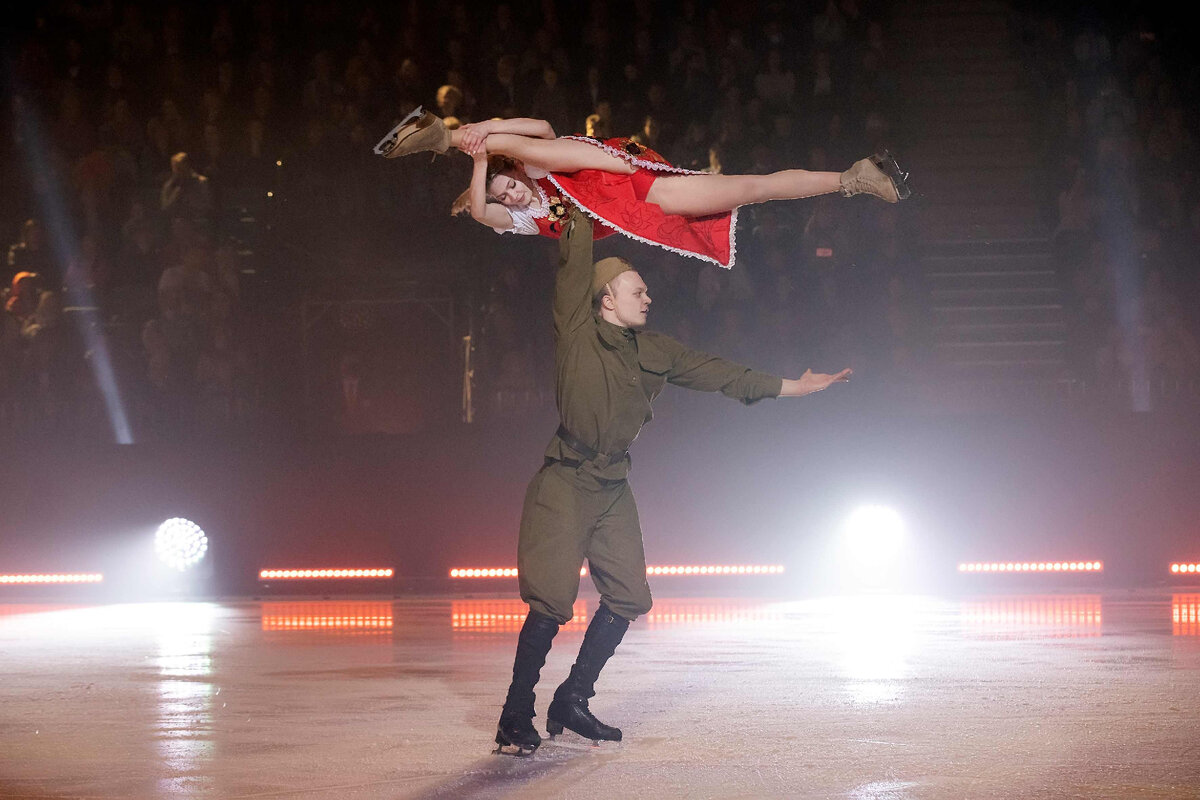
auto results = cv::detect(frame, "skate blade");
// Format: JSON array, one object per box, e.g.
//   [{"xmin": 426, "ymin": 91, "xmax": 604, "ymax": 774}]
[
  {"xmin": 545, "ymin": 729, "xmax": 620, "ymax": 749},
  {"xmin": 872, "ymin": 150, "xmax": 912, "ymax": 201},
  {"xmin": 493, "ymin": 743, "xmax": 538, "ymax": 757},
  {"xmin": 373, "ymin": 105, "xmax": 426, "ymax": 157},
  {"xmin": 544, "ymin": 736, "xmax": 611, "ymax": 751}
]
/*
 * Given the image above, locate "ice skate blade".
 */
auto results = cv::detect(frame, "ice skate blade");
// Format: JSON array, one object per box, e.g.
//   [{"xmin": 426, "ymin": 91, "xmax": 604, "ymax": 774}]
[
  {"xmin": 493, "ymin": 734, "xmax": 538, "ymax": 757},
  {"xmin": 872, "ymin": 150, "xmax": 912, "ymax": 201},
  {"xmin": 373, "ymin": 106, "xmax": 426, "ymax": 157},
  {"xmin": 493, "ymin": 742, "xmax": 538, "ymax": 757},
  {"xmin": 544, "ymin": 734, "xmax": 615, "ymax": 751}
]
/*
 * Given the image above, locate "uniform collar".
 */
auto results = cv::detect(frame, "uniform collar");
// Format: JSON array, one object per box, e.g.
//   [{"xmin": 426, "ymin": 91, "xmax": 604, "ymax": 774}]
[{"xmin": 596, "ymin": 316, "xmax": 636, "ymax": 350}]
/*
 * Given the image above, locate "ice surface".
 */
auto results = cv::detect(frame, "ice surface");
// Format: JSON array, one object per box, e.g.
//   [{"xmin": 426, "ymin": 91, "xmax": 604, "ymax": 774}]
[{"xmin": 1, "ymin": 593, "xmax": 1199, "ymax": 799}]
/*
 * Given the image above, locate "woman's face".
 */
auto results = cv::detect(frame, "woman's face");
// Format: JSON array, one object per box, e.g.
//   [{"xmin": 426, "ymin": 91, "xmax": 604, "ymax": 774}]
[{"xmin": 488, "ymin": 171, "xmax": 532, "ymax": 207}]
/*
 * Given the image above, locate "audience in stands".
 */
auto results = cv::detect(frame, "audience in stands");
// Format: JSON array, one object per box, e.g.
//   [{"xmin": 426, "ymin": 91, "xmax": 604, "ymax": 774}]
[{"xmin": 6, "ymin": 0, "xmax": 1195, "ymax": 435}]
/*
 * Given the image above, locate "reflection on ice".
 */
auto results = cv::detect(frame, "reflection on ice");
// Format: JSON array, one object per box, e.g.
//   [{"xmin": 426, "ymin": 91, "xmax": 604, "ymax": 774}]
[
  {"xmin": 960, "ymin": 595, "xmax": 1102, "ymax": 638},
  {"xmin": 849, "ymin": 780, "xmax": 915, "ymax": 800},
  {"xmin": 818, "ymin": 595, "xmax": 924, "ymax": 705},
  {"xmin": 1173, "ymin": 595, "xmax": 1200, "ymax": 636},
  {"xmin": 154, "ymin": 603, "xmax": 216, "ymax": 797},
  {"xmin": 451, "ymin": 600, "xmax": 588, "ymax": 631},
  {"xmin": 447, "ymin": 598, "xmax": 787, "ymax": 632},
  {"xmin": 643, "ymin": 599, "xmax": 785, "ymax": 627},
  {"xmin": 260, "ymin": 601, "xmax": 393, "ymax": 633}
]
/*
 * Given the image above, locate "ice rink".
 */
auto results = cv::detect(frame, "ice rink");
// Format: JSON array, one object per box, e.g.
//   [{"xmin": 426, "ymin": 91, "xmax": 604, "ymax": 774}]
[{"xmin": 3, "ymin": 593, "xmax": 1199, "ymax": 799}]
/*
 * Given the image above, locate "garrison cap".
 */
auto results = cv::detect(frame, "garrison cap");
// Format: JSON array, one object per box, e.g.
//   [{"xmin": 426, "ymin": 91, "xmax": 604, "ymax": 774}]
[{"xmin": 592, "ymin": 257, "xmax": 634, "ymax": 296}]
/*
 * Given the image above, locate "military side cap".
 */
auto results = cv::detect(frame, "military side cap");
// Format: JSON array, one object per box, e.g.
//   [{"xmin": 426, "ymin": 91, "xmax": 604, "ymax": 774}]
[{"xmin": 592, "ymin": 257, "xmax": 633, "ymax": 296}]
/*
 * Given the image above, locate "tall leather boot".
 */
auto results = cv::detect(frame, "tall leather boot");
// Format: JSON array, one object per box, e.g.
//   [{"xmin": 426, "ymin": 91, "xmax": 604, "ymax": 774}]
[
  {"xmin": 546, "ymin": 604, "xmax": 629, "ymax": 743},
  {"xmin": 495, "ymin": 610, "xmax": 560, "ymax": 755}
]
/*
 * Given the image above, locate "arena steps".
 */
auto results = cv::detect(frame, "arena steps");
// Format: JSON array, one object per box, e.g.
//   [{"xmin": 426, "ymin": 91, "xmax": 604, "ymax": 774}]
[{"xmin": 891, "ymin": 0, "xmax": 1064, "ymax": 381}]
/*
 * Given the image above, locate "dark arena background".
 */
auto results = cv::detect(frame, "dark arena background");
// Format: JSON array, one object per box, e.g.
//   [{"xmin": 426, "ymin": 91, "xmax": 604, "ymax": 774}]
[{"xmin": 3, "ymin": 1, "xmax": 1200, "ymax": 798}]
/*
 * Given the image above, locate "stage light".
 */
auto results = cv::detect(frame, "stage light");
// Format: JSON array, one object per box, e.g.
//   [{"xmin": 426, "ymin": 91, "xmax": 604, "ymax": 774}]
[
  {"xmin": 450, "ymin": 567, "xmax": 588, "ymax": 578},
  {"xmin": 834, "ymin": 505, "xmax": 907, "ymax": 587},
  {"xmin": 0, "ymin": 573, "xmax": 103, "ymax": 585},
  {"xmin": 154, "ymin": 519, "xmax": 208, "ymax": 572},
  {"xmin": 645, "ymin": 564, "xmax": 784, "ymax": 576},
  {"xmin": 258, "ymin": 568, "xmax": 394, "ymax": 580},
  {"xmin": 1171, "ymin": 563, "xmax": 1199, "ymax": 575},
  {"xmin": 957, "ymin": 561, "xmax": 1103, "ymax": 574}
]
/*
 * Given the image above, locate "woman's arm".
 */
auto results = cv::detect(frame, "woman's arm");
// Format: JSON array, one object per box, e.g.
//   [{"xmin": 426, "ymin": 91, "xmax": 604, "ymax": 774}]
[
  {"xmin": 457, "ymin": 117, "xmax": 556, "ymax": 155},
  {"xmin": 463, "ymin": 149, "xmax": 515, "ymax": 229}
]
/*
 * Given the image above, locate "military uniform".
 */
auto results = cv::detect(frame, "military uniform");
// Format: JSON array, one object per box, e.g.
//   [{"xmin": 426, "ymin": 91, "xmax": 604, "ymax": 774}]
[
  {"xmin": 519, "ymin": 212, "xmax": 782, "ymax": 623},
  {"xmin": 495, "ymin": 209, "xmax": 783, "ymax": 752}
]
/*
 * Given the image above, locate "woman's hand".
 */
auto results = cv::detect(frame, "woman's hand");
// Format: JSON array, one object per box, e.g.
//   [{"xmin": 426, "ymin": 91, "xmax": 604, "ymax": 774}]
[{"xmin": 457, "ymin": 121, "xmax": 494, "ymax": 155}]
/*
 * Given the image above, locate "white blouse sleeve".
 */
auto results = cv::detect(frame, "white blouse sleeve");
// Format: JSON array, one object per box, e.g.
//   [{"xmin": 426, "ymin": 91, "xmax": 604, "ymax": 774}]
[
  {"xmin": 492, "ymin": 205, "xmax": 539, "ymax": 236},
  {"xmin": 524, "ymin": 165, "xmax": 550, "ymax": 180}
]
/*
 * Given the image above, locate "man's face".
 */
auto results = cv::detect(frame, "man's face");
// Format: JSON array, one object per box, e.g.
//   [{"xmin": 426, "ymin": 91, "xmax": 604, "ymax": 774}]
[{"xmin": 605, "ymin": 270, "xmax": 651, "ymax": 328}]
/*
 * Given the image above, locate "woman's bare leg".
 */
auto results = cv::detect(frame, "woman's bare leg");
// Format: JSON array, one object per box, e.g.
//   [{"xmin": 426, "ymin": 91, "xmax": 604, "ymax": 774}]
[
  {"xmin": 645, "ymin": 170, "xmax": 842, "ymax": 217},
  {"xmin": 449, "ymin": 130, "xmax": 636, "ymax": 174}
]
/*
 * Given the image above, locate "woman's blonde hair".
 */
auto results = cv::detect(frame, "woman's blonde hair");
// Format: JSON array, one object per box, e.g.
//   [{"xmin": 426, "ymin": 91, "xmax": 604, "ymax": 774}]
[{"xmin": 450, "ymin": 155, "xmax": 522, "ymax": 216}]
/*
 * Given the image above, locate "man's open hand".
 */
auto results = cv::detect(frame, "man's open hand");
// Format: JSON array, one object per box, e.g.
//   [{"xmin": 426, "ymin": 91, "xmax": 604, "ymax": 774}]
[{"xmin": 780, "ymin": 368, "xmax": 852, "ymax": 397}]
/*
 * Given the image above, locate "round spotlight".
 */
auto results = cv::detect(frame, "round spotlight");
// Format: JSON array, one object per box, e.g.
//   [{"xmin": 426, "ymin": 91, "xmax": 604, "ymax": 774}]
[
  {"xmin": 843, "ymin": 505, "xmax": 905, "ymax": 553},
  {"xmin": 836, "ymin": 505, "xmax": 907, "ymax": 588},
  {"xmin": 155, "ymin": 518, "xmax": 208, "ymax": 571}
]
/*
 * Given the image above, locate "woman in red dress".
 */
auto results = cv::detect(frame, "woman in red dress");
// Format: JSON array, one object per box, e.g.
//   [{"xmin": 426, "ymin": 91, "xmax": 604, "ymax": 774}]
[{"xmin": 376, "ymin": 110, "xmax": 908, "ymax": 269}]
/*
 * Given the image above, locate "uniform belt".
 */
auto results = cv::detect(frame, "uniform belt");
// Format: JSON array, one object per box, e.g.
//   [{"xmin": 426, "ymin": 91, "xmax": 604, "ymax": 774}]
[{"xmin": 555, "ymin": 425, "xmax": 627, "ymax": 465}]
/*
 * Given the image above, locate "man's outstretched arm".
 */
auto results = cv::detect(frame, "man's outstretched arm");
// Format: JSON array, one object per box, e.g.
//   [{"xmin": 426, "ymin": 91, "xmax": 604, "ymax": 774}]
[
  {"xmin": 779, "ymin": 368, "xmax": 853, "ymax": 396},
  {"xmin": 639, "ymin": 331, "xmax": 851, "ymax": 404}
]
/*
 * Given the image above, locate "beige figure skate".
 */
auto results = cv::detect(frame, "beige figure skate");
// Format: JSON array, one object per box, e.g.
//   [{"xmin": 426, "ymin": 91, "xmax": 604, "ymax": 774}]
[
  {"xmin": 840, "ymin": 151, "xmax": 911, "ymax": 203},
  {"xmin": 373, "ymin": 106, "xmax": 451, "ymax": 159}
]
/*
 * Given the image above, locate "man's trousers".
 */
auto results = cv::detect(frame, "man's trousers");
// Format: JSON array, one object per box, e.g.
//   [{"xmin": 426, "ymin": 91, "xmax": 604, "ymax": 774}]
[{"xmin": 517, "ymin": 460, "xmax": 653, "ymax": 623}]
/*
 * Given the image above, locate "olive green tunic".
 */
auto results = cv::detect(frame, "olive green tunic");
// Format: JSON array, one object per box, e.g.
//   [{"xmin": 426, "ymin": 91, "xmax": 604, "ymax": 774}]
[{"xmin": 518, "ymin": 211, "xmax": 783, "ymax": 623}]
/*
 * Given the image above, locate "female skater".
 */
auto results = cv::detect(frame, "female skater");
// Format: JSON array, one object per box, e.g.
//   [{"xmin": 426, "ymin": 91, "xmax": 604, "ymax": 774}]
[{"xmin": 374, "ymin": 109, "xmax": 909, "ymax": 269}]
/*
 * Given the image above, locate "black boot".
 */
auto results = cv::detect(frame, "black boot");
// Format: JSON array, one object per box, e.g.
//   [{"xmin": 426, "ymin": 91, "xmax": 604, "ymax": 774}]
[
  {"xmin": 546, "ymin": 604, "xmax": 629, "ymax": 743},
  {"xmin": 495, "ymin": 610, "xmax": 560, "ymax": 755}
]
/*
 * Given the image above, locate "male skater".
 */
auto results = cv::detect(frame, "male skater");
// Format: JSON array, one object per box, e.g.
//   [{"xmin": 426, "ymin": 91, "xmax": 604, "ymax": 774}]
[{"xmin": 495, "ymin": 209, "xmax": 851, "ymax": 754}]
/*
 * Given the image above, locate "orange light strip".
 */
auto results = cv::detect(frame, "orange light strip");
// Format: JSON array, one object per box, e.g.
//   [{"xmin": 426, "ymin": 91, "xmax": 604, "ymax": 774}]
[
  {"xmin": 646, "ymin": 564, "xmax": 785, "ymax": 576},
  {"xmin": 0, "ymin": 573, "xmax": 103, "ymax": 585},
  {"xmin": 1170, "ymin": 563, "xmax": 1200, "ymax": 575},
  {"xmin": 957, "ymin": 561, "xmax": 1103, "ymax": 573},
  {"xmin": 1173, "ymin": 595, "xmax": 1200, "ymax": 636},
  {"xmin": 450, "ymin": 567, "xmax": 588, "ymax": 578},
  {"xmin": 258, "ymin": 568, "xmax": 394, "ymax": 580}
]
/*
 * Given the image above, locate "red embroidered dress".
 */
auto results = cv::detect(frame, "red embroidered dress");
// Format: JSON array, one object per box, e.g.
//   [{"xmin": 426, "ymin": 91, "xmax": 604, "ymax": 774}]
[{"xmin": 492, "ymin": 137, "xmax": 737, "ymax": 269}]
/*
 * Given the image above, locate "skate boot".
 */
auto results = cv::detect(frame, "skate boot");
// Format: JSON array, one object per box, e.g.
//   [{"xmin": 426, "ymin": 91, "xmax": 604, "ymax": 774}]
[
  {"xmin": 546, "ymin": 604, "xmax": 629, "ymax": 744},
  {"xmin": 493, "ymin": 610, "xmax": 560, "ymax": 756},
  {"xmin": 840, "ymin": 150, "xmax": 911, "ymax": 203},
  {"xmin": 373, "ymin": 106, "xmax": 451, "ymax": 159}
]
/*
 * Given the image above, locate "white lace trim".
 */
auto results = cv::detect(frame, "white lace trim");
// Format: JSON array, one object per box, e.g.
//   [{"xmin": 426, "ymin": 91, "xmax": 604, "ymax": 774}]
[
  {"xmin": 545, "ymin": 140, "xmax": 738, "ymax": 269},
  {"xmin": 561, "ymin": 136, "xmax": 711, "ymax": 177},
  {"xmin": 527, "ymin": 179, "xmax": 551, "ymax": 219}
]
